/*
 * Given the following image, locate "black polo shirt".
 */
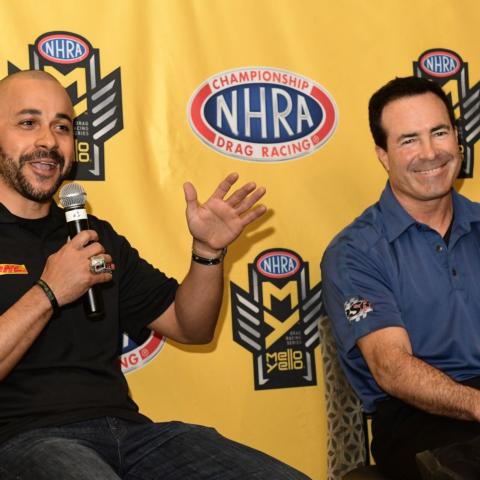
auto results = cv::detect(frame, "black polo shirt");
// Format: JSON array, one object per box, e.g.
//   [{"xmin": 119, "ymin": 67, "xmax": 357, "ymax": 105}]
[{"xmin": 0, "ymin": 202, "xmax": 178, "ymax": 444}]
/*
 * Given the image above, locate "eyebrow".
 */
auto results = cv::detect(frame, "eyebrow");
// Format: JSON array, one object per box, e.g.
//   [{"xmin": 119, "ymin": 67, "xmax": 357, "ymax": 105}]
[
  {"xmin": 396, "ymin": 123, "xmax": 452, "ymax": 143},
  {"xmin": 16, "ymin": 108, "xmax": 73, "ymax": 123}
]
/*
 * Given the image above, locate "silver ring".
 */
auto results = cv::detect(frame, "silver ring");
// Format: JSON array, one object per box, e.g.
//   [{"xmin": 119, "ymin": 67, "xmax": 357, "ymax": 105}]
[{"xmin": 89, "ymin": 255, "xmax": 112, "ymax": 274}]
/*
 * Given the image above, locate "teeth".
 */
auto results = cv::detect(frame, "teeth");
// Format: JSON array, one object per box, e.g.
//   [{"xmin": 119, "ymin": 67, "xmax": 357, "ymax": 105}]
[
  {"xmin": 30, "ymin": 161, "xmax": 57, "ymax": 171},
  {"xmin": 416, "ymin": 165, "xmax": 443, "ymax": 174}
]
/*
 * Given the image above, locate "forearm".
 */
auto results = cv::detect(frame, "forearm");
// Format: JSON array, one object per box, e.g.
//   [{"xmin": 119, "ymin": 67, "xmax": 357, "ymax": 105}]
[
  {"xmin": 156, "ymin": 173, "xmax": 266, "ymax": 343},
  {"xmin": 0, "ymin": 284, "xmax": 53, "ymax": 380},
  {"xmin": 173, "ymin": 259, "xmax": 224, "ymax": 344},
  {"xmin": 375, "ymin": 350, "xmax": 480, "ymax": 421}
]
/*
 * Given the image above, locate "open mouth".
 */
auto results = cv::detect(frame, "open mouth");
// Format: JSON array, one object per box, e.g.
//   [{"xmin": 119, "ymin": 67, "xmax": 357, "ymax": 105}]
[
  {"xmin": 28, "ymin": 159, "xmax": 60, "ymax": 173},
  {"xmin": 413, "ymin": 162, "xmax": 448, "ymax": 175}
]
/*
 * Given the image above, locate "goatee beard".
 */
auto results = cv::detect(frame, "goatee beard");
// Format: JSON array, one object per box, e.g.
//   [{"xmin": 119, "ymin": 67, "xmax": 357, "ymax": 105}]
[{"xmin": 0, "ymin": 148, "xmax": 69, "ymax": 202}]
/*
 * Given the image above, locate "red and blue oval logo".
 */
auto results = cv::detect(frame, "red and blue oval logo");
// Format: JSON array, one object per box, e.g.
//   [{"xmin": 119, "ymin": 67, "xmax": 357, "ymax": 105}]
[
  {"xmin": 120, "ymin": 331, "xmax": 166, "ymax": 374},
  {"xmin": 256, "ymin": 250, "xmax": 301, "ymax": 279},
  {"xmin": 38, "ymin": 34, "xmax": 90, "ymax": 64},
  {"xmin": 419, "ymin": 50, "xmax": 462, "ymax": 78},
  {"xmin": 188, "ymin": 67, "xmax": 338, "ymax": 162}
]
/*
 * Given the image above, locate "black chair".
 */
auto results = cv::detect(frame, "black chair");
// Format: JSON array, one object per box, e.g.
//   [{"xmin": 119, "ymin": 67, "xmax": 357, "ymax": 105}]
[
  {"xmin": 318, "ymin": 315, "xmax": 392, "ymax": 480},
  {"xmin": 344, "ymin": 465, "xmax": 391, "ymax": 480}
]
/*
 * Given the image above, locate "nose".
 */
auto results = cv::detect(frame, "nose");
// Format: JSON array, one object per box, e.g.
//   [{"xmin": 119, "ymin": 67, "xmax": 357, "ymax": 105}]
[
  {"xmin": 34, "ymin": 125, "xmax": 58, "ymax": 150},
  {"xmin": 420, "ymin": 138, "xmax": 436, "ymax": 160}
]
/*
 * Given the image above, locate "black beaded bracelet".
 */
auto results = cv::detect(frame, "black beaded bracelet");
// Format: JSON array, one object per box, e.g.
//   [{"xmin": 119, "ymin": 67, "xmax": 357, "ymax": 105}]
[
  {"xmin": 35, "ymin": 279, "xmax": 59, "ymax": 314},
  {"xmin": 192, "ymin": 247, "xmax": 227, "ymax": 266}
]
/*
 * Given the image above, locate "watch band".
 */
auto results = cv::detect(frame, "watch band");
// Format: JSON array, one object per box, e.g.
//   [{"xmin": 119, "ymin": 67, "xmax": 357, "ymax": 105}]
[{"xmin": 192, "ymin": 247, "xmax": 227, "ymax": 265}]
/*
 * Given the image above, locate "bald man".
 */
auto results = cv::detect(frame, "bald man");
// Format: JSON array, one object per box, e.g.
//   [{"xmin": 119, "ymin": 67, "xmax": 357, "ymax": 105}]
[{"xmin": 0, "ymin": 71, "xmax": 309, "ymax": 480}]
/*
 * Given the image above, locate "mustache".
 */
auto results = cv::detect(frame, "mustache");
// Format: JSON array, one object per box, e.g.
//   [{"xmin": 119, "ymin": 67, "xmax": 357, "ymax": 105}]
[
  {"xmin": 409, "ymin": 152, "xmax": 455, "ymax": 172},
  {"xmin": 19, "ymin": 149, "xmax": 65, "ymax": 169}
]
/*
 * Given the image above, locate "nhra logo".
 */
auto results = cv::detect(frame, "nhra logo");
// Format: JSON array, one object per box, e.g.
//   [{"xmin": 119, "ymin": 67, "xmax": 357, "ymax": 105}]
[
  {"xmin": 8, "ymin": 31, "xmax": 124, "ymax": 181},
  {"xmin": 256, "ymin": 250, "xmax": 300, "ymax": 279},
  {"xmin": 37, "ymin": 34, "xmax": 90, "ymax": 64},
  {"xmin": 414, "ymin": 49, "xmax": 480, "ymax": 178},
  {"xmin": 120, "ymin": 331, "xmax": 166, "ymax": 374},
  {"xmin": 231, "ymin": 248, "xmax": 321, "ymax": 390},
  {"xmin": 418, "ymin": 50, "xmax": 461, "ymax": 78},
  {"xmin": 188, "ymin": 67, "xmax": 338, "ymax": 162}
]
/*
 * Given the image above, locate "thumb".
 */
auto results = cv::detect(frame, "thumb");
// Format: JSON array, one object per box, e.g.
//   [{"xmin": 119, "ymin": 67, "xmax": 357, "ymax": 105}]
[{"xmin": 183, "ymin": 181, "xmax": 198, "ymax": 215}]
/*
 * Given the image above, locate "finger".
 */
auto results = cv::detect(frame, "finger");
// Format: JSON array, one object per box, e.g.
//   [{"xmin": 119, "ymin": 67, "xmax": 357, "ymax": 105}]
[
  {"xmin": 210, "ymin": 172, "xmax": 239, "ymax": 200},
  {"xmin": 240, "ymin": 205, "xmax": 267, "ymax": 226},
  {"xmin": 87, "ymin": 253, "xmax": 112, "ymax": 265},
  {"xmin": 93, "ymin": 271, "xmax": 114, "ymax": 284},
  {"xmin": 88, "ymin": 254, "xmax": 114, "ymax": 275},
  {"xmin": 230, "ymin": 186, "xmax": 266, "ymax": 214},
  {"xmin": 224, "ymin": 182, "xmax": 256, "ymax": 206},
  {"xmin": 83, "ymin": 242, "xmax": 106, "ymax": 258},
  {"xmin": 91, "ymin": 254, "xmax": 113, "ymax": 265},
  {"xmin": 230, "ymin": 184, "xmax": 266, "ymax": 210},
  {"xmin": 183, "ymin": 181, "xmax": 198, "ymax": 215},
  {"xmin": 69, "ymin": 230, "xmax": 99, "ymax": 249}
]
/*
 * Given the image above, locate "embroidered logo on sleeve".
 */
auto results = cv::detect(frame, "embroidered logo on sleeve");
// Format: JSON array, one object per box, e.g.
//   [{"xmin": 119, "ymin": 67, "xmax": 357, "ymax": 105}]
[
  {"xmin": 0, "ymin": 264, "xmax": 28, "ymax": 275},
  {"xmin": 344, "ymin": 297, "xmax": 373, "ymax": 323}
]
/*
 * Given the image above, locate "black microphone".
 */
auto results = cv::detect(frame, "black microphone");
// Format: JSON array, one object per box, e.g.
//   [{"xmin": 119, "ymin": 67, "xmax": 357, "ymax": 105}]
[{"xmin": 59, "ymin": 182, "xmax": 104, "ymax": 319}]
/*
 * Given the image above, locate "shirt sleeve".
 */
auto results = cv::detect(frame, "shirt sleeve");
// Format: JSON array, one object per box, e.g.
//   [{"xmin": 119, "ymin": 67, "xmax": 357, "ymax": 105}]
[
  {"xmin": 98, "ymin": 219, "xmax": 179, "ymax": 343},
  {"xmin": 321, "ymin": 237, "xmax": 405, "ymax": 355}
]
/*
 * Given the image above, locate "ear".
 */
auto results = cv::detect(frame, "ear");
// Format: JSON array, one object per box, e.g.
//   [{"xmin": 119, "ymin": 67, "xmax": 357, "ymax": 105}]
[{"xmin": 375, "ymin": 145, "xmax": 390, "ymax": 172}]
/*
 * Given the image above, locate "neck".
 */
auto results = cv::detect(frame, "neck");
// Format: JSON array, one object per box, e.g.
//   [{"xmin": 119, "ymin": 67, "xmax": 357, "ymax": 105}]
[
  {"xmin": 0, "ymin": 178, "xmax": 51, "ymax": 219},
  {"xmin": 393, "ymin": 188, "xmax": 453, "ymax": 237}
]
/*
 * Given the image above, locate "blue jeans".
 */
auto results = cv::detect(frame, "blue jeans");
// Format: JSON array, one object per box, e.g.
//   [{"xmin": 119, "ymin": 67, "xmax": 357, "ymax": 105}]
[{"xmin": 0, "ymin": 417, "xmax": 310, "ymax": 479}]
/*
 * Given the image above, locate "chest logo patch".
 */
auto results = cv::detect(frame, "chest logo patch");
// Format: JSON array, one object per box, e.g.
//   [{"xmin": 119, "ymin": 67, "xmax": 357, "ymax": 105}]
[{"xmin": 0, "ymin": 264, "xmax": 28, "ymax": 275}]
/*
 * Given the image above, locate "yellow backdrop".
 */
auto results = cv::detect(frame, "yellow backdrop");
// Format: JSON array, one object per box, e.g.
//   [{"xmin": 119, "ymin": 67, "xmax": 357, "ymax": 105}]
[{"xmin": 1, "ymin": 1, "xmax": 479, "ymax": 478}]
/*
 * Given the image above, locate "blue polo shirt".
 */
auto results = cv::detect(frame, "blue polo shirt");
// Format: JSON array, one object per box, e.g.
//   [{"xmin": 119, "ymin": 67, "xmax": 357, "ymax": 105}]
[{"xmin": 321, "ymin": 182, "xmax": 480, "ymax": 412}]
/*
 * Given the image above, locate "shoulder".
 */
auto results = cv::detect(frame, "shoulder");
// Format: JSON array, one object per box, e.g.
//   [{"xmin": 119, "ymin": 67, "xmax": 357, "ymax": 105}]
[
  {"xmin": 322, "ymin": 202, "xmax": 386, "ymax": 270},
  {"xmin": 86, "ymin": 215, "xmax": 131, "ymax": 252},
  {"xmin": 451, "ymin": 190, "xmax": 480, "ymax": 234},
  {"xmin": 455, "ymin": 190, "xmax": 480, "ymax": 216},
  {"xmin": 87, "ymin": 214, "xmax": 116, "ymax": 233}
]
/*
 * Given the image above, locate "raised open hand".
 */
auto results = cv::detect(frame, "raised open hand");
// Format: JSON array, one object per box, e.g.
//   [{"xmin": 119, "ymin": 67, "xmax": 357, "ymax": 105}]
[{"xmin": 183, "ymin": 172, "xmax": 266, "ymax": 253}]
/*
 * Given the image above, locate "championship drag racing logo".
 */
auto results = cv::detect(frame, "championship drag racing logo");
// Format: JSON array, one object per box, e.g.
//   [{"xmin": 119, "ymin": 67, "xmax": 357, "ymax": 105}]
[
  {"xmin": 414, "ymin": 49, "xmax": 480, "ymax": 178},
  {"xmin": 8, "ymin": 31, "xmax": 123, "ymax": 181},
  {"xmin": 120, "ymin": 331, "xmax": 166, "ymax": 374},
  {"xmin": 231, "ymin": 249, "xmax": 321, "ymax": 389},
  {"xmin": 188, "ymin": 67, "xmax": 338, "ymax": 162}
]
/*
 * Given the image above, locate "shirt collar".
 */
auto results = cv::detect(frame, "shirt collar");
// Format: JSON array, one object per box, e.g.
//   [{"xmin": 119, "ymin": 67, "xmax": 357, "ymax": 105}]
[
  {"xmin": 0, "ymin": 201, "xmax": 65, "ymax": 225},
  {"xmin": 379, "ymin": 181, "xmax": 480, "ymax": 243},
  {"xmin": 379, "ymin": 182, "xmax": 416, "ymax": 242},
  {"xmin": 450, "ymin": 187, "xmax": 480, "ymax": 237}
]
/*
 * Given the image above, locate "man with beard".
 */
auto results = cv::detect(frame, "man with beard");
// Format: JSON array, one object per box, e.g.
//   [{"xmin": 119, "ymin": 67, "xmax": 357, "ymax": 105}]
[
  {"xmin": 322, "ymin": 76, "xmax": 480, "ymax": 480},
  {"xmin": 0, "ymin": 70, "xmax": 309, "ymax": 480}
]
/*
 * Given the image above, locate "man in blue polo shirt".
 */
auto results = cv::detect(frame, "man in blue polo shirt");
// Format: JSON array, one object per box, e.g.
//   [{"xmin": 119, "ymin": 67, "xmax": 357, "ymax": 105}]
[{"xmin": 322, "ymin": 76, "xmax": 480, "ymax": 480}]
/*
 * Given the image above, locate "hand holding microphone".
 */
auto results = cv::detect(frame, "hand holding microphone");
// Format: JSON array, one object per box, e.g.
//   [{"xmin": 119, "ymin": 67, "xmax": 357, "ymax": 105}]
[
  {"xmin": 40, "ymin": 230, "xmax": 113, "ymax": 311},
  {"xmin": 38, "ymin": 183, "xmax": 113, "ymax": 318}
]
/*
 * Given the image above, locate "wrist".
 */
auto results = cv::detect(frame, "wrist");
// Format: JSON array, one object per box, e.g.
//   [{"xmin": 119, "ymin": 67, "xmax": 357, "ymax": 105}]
[
  {"xmin": 35, "ymin": 279, "xmax": 60, "ymax": 314},
  {"xmin": 192, "ymin": 242, "xmax": 227, "ymax": 266},
  {"xmin": 191, "ymin": 239, "xmax": 225, "ymax": 259}
]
